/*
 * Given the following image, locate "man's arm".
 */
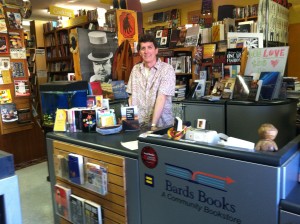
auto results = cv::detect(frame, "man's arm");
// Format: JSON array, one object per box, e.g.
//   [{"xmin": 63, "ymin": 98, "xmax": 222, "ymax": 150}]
[
  {"xmin": 151, "ymin": 94, "xmax": 167, "ymax": 128},
  {"xmin": 128, "ymin": 95, "xmax": 132, "ymax": 106}
]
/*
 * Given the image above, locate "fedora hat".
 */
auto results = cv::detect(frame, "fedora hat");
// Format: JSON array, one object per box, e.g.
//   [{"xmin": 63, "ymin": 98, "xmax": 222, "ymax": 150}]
[{"xmin": 88, "ymin": 31, "xmax": 113, "ymax": 62}]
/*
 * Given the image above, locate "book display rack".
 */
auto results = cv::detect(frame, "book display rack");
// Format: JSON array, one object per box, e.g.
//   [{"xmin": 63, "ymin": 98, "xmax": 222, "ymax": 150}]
[{"xmin": 50, "ymin": 140, "xmax": 132, "ymax": 223}]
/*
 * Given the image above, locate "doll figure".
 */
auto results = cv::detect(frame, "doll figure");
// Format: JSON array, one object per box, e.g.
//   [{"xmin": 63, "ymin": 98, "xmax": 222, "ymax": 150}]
[{"xmin": 255, "ymin": 123, "xmax": 278, "ymax": 152}]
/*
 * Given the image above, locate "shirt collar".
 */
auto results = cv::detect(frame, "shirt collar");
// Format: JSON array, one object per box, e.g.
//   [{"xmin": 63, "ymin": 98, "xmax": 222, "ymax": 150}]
[{"xmin": 140, "ymin": 58, "xmax": 162, "ymax": 70}]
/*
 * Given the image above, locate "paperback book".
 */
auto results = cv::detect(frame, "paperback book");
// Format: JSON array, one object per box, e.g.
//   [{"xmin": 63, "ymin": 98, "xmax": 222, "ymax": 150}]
[
  {"xmin": 192, "ymin": 79, "xmax": 206, "ymax": 99},
  {"xmin": 0, "ymin": 89, "xmax": 12, "ymax": 104},
  {"xmin": 14, "ymin": 79, "xmax": 30, "ymax": 96},
  {"xmin": 111, "ymin": 80, "xmax": 128, "ymax": 99},
  {"xmin": 248, "ymin": 79, "xmax": 263, "ymax": 101},
  {"xmin": 53, "ymin": 153, "xmax": 69, "ymax": 180},
  {"xmin": 233, "ymin": 75, "xmax": 253, "ymax": 100},
  {"xmin": 54, "ymin": 184, "xmax": 71, "ymax": 221},
  {"xmin": 84, "ymin": 200, "xmax": 103, "ymax": 224},
  {"xmin": 0, "ymin": 103, "xmax": 17, "ymax": 122},
  {"xmin": 121, "ymin": 106, "xmax": 140, "ymax": 131},
  {"xmin": 85, "ymin": 162, "xmax": 108, "ymax": 195},
  {"xmin": 221, "ymin": 77, "xmax": 236, "ymax": 99},
  {"xmin": 81, "ymin": 109, "xmax": 96, "ymax": 132},
  {"xmin": 68, "ymin": 153, "xmax": 84, "ymax": 185},
  {"xmin": 258, "ymin": 71, "xmax": 280, "ymax": 100},
  {"xmin": 11, "ymin": 61, "xmax": 25, "ymax": 78},
  {"xmin": 70, "ymin": 194, "xmax": 85, "ymax": 224}
]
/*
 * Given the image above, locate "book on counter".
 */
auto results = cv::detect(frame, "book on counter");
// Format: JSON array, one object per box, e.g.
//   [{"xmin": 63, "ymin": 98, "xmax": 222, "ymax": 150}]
[
  {"xmin": 121, "ymin": 106, "xmax": 140, "ymax": 131},
  {"xmin": 101, "ymin": 82, "xmax": 114, "ymax": 100},
  {"xmin": 233, "ymin": 75, "xmax": 252, "ymax": 100},
  {"xmin": 84, "ymin": 200, "xmax": 103, "ymax": 224},
  {"xmin": 248, "ymin": 79, "xmax": 263, "ymax": 101},
  {"xmin": 81, "ymin": 109, "xmax": 96, "ymax": 132},
  {"xmin": 89, "ymin": 81, "xmax": 102, "ymax": 95},
  {"xmin": 85, "ymin": 162, "xmax": 108, "ymax": 195},
  {"xmin": 111, "ymin": 80, "xmax": 128, "ymax": 99},
  {"xmin": 259, "ymin": 71, "xmax": 280, "ymax": 100},
  {"xmin": 221, "ymin": 77, "xmax": 236, "ymax": 99},
  {"xmin": 68, "ymin": 153, "xmax": 84, "ymax": 185},
  {"xmin": 54, "ymin": 184, "xmax": 71, "ymax": 221},
  {"xmin": 70, "ymin": 194, "xmax": 85, "ymax": 224},
  {"xmin": 192, "ymin": 80, "xmax": 206, "ymax": 99}
]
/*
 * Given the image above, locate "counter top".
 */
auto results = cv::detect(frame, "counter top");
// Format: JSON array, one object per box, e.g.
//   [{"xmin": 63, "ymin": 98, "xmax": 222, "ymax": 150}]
[
  {"xmin": 183, "ymin": 98, "xmax": 297, "ymax": 106},
  {"xmin": 138, "ymin": 131, "xmax": 300, "ymax": 167},
  {"xmin": 47, "ymin": 129, "xmax": 300, "ymax": 166},
  {"xmin": 47, "ymin": 131, "xmax": 140, "ymax": 159}
]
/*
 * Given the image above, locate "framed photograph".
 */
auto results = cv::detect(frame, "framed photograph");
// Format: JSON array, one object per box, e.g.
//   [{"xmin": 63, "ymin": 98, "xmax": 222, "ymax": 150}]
[
  {"xmin": 227, "ymin": 32, "xmax": 263, "ymax": 49},
  {"xmin": 197, "ymin": 119, "xmax": 206, "ymax": 129},
  {"xmin": 0, "ymin": 33, "xmax": 9, "ymax": 54}
]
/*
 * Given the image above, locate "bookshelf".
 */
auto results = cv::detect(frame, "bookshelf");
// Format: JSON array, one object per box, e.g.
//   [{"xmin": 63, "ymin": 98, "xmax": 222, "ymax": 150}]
[
  {"xmin": 44, "ymin": 28, "xmax": 74, "ymax": 81},
  {"xmin": 0, "ymin": 6, "xmax": 33, "ymax": 135}
]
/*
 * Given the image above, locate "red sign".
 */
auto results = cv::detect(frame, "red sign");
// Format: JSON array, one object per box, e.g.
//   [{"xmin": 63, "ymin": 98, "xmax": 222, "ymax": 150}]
[{"xmin": 141, "ymin": 146, "xmax": 158, "ymax": 169}]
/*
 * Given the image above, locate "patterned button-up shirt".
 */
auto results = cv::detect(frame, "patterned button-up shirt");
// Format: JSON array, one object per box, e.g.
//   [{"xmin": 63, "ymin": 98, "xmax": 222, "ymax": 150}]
[{"xmin": 127, "ymin": 58, "xmax": 176, "ymax": 127}]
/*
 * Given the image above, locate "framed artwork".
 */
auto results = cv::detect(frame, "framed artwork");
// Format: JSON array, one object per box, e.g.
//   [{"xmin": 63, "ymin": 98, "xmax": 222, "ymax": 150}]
[
  {"xmin": 197, "ymin": 119, "xmax": 206, "ymax": 129},
  {"xmin": 0, "ymin": 33, "xmax": 9, "ymax": 54},
  {"xmin": 227, "ymin": 32, "xmax": 263, "ymax": 49}
]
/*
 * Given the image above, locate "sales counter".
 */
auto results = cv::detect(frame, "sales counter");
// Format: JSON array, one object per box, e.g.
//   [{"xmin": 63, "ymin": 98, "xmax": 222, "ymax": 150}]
[
  {"xmin": 182, "ymin": 99, "xmax": 297, "ymax": 148},
  {"xmin": 46, "ymin": 128, "xmax": 300, "ymax": 224},
  {"xmin": 138, "ymin": 131, "xmax": 300, "ymax": 224}
]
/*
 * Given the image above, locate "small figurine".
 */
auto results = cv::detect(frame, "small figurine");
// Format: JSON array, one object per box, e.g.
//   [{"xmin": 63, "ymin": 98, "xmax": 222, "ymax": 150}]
[{"xmin": 255, "ymin": 123, "xmax": 278, "ymax": 152}]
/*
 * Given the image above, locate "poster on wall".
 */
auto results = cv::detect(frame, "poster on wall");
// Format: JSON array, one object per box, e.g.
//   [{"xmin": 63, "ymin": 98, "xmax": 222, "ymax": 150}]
[
  {"xmin": 76, "ymin": 28, "xmax": 118, "ymax": 83},
  {"xmin": 116, "ymin": 9, "xmax": 138, "ymax": 50}
]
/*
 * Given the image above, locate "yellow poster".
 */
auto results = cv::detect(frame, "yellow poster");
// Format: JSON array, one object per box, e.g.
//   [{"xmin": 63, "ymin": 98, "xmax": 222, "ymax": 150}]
[{"xmin": 116, "ymin": 9, "xmax": 138, "ymax": 49}]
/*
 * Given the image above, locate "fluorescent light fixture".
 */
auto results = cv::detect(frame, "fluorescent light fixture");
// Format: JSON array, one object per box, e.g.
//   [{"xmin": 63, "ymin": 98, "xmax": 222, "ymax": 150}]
[{"xmin": 140, "ymin": 0, "xmax": 157, "ymax": 3}]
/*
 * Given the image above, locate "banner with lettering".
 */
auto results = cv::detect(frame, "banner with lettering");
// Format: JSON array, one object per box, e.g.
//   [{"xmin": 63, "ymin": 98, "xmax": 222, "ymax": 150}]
[{"xmin": 244, "ymin": 46, "xmax": 289, "ymax": 98}]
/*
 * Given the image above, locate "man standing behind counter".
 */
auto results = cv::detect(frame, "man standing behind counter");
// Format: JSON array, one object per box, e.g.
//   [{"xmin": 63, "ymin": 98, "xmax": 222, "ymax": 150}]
[{"xmin": 127, "ymin": 34, "xmax": 176, "ymax": 130}]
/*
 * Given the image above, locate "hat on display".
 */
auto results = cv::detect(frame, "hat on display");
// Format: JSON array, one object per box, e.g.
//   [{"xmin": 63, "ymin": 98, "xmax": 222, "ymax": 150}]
[{"xmin": 88, "ymin": 31, "xmax": 113, "ymax": 62}]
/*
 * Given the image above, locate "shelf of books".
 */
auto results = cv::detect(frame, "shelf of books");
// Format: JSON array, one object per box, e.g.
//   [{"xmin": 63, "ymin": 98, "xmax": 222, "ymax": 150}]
[
  {"xmin": 52, "ymin": 140, "xmax": 129, "ymax": 224},
  {"xmin": 0, "ymin": 5, "xmax": 33, "ymax": 135},
  {"xmin": 44, "ymin": 26, "xmax": 74, "ymax": 82}
]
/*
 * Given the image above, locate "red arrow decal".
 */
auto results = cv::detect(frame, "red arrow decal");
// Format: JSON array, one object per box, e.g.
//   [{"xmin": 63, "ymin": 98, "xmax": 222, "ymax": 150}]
[{"xmin": 192, "ymin": 171, "xmax": 235, "ymax": 185}]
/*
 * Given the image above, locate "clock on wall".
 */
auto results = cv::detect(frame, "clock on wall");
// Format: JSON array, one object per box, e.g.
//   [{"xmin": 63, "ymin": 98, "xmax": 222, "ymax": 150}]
[{"xmin": 20, "ymin": 0, "xmax": 32, "ymax": 19}]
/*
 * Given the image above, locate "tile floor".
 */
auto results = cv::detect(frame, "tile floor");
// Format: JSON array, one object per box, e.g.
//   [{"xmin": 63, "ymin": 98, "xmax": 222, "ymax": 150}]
[{"xmin": 16, "ymin": 161, "xmax": 54, "ymax": 224}]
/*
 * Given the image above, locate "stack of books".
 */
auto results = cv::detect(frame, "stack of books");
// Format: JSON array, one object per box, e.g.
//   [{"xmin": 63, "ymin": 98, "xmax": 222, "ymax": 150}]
[{"xmin": 173, "ymin": 84, "xmax": 186, "ymax": 101}]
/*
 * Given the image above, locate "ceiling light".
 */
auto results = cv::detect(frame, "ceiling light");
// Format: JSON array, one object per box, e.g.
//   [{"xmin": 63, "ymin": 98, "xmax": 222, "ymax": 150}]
[{"xmin": 140, "ymin": 0, "xmax": 157, "ymax": 3}]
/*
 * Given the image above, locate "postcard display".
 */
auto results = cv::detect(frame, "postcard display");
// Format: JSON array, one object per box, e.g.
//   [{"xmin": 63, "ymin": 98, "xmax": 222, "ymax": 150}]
[{"xmin": 0, "ymin": 3, "xmax": 31, "ymax": 134}]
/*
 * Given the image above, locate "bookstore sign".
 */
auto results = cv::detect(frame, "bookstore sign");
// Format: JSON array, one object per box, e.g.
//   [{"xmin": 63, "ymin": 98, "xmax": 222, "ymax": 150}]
[{"xmin": 49, "ymin": 5, "xmax": 75, "ymax": 18}]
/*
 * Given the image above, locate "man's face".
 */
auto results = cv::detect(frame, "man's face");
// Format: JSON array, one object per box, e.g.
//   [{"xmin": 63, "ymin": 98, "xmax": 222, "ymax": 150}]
[
  {"xmin": 139, "ymin": 42, "xmax": 158, "ymax": 65},
  {"xmin": 92, "ymin": 59, "xmax": 111, "ymax": 81}
]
